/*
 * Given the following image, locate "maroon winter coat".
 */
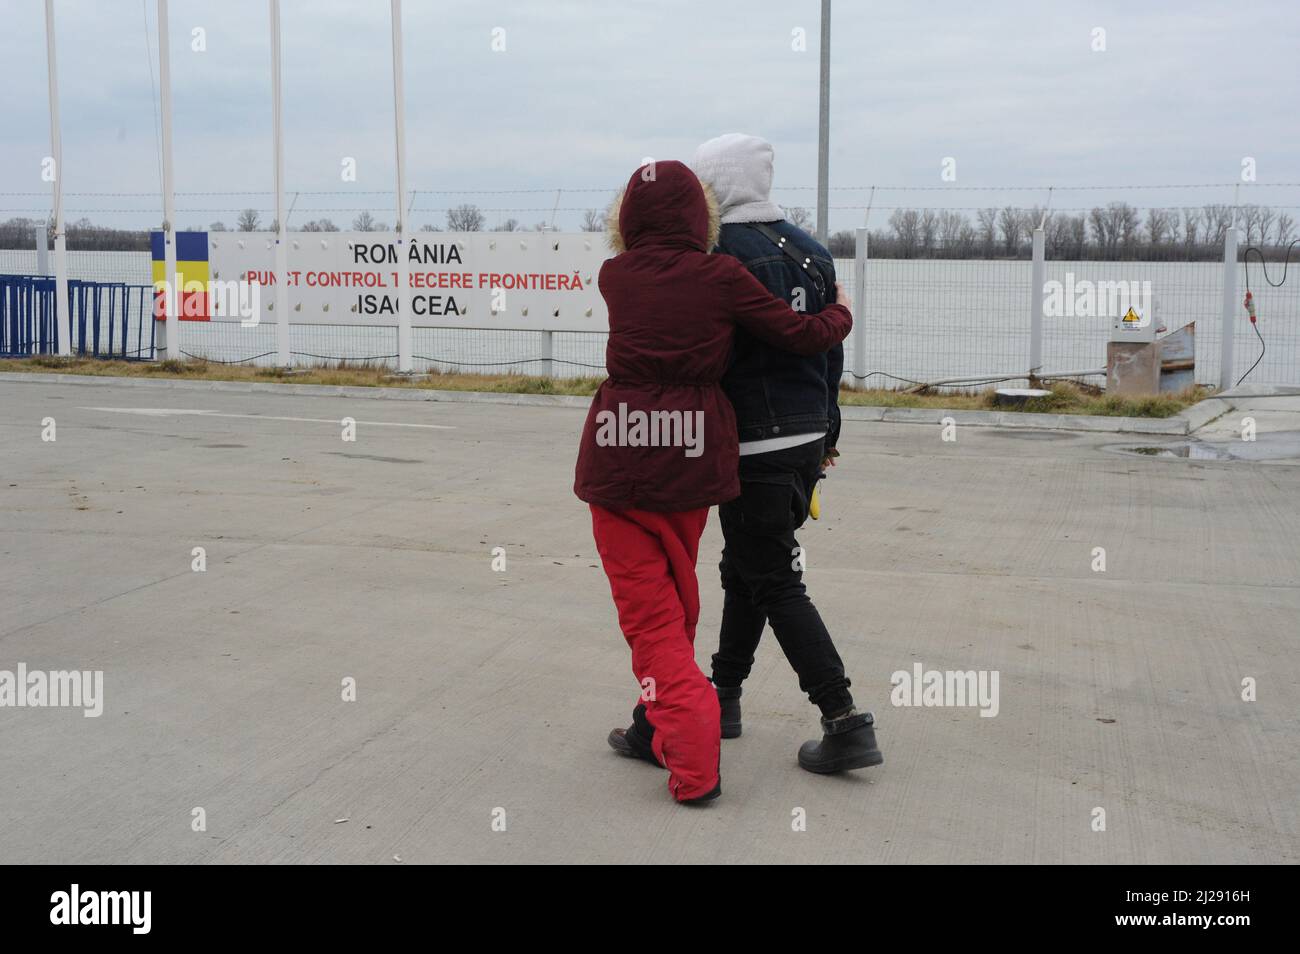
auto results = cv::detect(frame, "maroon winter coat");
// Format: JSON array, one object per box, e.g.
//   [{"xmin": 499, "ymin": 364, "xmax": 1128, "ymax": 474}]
[{"xmin": 574, "ymin": 160, "xmax": 852, "ymax": 512}]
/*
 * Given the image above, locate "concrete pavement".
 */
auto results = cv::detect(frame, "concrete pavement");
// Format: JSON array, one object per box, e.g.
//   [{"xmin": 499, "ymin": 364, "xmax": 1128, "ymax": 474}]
[{"xmin": 1, "ymin": 376, "xmax": 1297, "ymax": 863}]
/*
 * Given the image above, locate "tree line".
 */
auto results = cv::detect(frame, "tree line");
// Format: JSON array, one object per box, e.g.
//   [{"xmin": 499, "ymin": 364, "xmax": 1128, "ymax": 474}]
[
  {"xmin": 823, "ymin": 202, "xmax": 1297, "ymax": 262},
  {"xmin": 3, "ymin": 201, "xmax": 1294, "ymax": 261}
]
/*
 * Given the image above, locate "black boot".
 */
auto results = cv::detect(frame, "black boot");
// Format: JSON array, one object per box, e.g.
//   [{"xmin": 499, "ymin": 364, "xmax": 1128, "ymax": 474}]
[
  {"xmin": 797, "ymin": 709, "xmax": 883, "ymax": 774},
  {"xmin": 607, "ymin": 725, "xmax": 660, "ymax": 766},
  {"xmin": 680, "ymin": 781, "xmax": 721, "ymax": 805},
  {"xmin": 608, "ymin": 703, "xmax": 662, "ymax": 766},
  {"xmin": 715, "ymin": 683, "xmax": 742, "ymax": 739}
]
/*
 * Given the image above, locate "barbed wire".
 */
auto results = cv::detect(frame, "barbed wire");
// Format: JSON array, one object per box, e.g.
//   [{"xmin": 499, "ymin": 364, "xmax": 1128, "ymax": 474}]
[
  {"xmin": 779, "ymin": 182, "xmax": 1300, "ymax": 192},
  {"xmin": 7, "ymin": 180, "xmax": 1298, "ymax": 233},
  {"xmin": 2, "ymin": 181, "xmax": 1298, "ymax": 199},
  {"xmin": 7, "ymin": 205, "xmax": 1300, "ymax": 217}
]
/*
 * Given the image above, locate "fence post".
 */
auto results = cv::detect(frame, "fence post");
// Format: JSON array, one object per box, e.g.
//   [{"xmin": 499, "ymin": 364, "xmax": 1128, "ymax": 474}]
[
  {"xmin": 35, "ymin": 222, "xmax": 50, "ymax": 275},
  {"xmin": 853, "ymin": 227, "xmax": 867, "ymax": 389},
  {"xmin": 1219, "ymin": 226, "xmax": 1239, "ymax": 392},
  {"xmin": 540, "ymin": 329, "xmax": 553, "ymax": 378},
  {"xmin": 1029, "ymin": 226, "xmax": 1045, "ymax": 382}
]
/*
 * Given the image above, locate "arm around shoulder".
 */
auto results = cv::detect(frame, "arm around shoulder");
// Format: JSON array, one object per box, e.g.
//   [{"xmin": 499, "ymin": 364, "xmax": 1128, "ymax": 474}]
[{"xmin": 728, "ymin": 263, "xmax": 852, "ymax": 356}]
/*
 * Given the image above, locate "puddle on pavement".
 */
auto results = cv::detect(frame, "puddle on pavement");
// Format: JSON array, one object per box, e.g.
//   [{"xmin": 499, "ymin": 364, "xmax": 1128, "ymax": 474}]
[
  {"xmin": 1122, "ymin": 443, "xmax": 1234, "ymax": 460},
  {"xmin": 1112, "ymin": 430, "xmax": 1300, "ymax": 462}
]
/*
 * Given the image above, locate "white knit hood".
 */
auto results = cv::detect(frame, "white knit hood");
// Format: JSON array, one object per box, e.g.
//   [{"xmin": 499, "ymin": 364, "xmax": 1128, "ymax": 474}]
[{"xmin": 690, "ymin": 133, "xmax": 785, "ymax": 226}]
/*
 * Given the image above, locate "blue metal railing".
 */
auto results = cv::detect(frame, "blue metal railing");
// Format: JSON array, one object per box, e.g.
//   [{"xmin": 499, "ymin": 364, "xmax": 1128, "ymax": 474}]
[{"xmin": 0, "ymin": 275, "xmax": 155, "ymax": 359}]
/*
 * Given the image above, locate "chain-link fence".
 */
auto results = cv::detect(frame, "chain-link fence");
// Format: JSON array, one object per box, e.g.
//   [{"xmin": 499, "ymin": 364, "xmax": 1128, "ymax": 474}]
[
  {"xmin": 846, "ymin": 258, "xmax": 1030, "ymax": 387},
  {"xmin": 0, "ymin": 248, "xmax": 151, "ymax": 285},
  {"xmin": 842, "ymin": 254, "xmax": 1299, "ymax": 390},
  {"xmin": 4, "ymin": 236, "xmax": 1298, "ymax": 388}
]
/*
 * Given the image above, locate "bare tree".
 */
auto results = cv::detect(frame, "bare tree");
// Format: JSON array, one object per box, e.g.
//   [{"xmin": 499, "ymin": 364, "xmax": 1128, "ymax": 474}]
[
  {"xmin": 0, "ymin": 216, "xmax": 39, "ymax": 247},
  {"xmin": 580, "ymin": 209, "xmax": 604, "ymax": 232},
  {"xmin": 1047, "ymin": 213, "xmax": 1072, "ymax": 257},
  {"xmin": 1202, "ymin": 204, "xmax": 1233, "ymax": 246},
  {"xmin": 1109, "ymin": 203, "xmax": 1140, "ymax": 257},
  {"xmin": 1145, "ymin": 208, "xmax": 1174, "ymax": 248},
  {"xmin": 1067, "ymin": 215, "xmax": 1087, "ymax": 258},
  {"xmin": 493, "ymin": 218, "xmax": 521, "ymax": 232},
  {"xmin": 1086, "ymin": 204, "xmax": 1128, "ymax": 257},
  {"xmin": 1240, "ymin": 205, "xmax": 1264, "ymax": 244},
  {"xmin": 918, "ymin": 209, "xmax": 939, "ymax": 255},
  {"xmin": 1257, "ymin": 207, "xmax": 1277, "ymax": 246},
  {"xmin": 888, "ymin": 208, "xmax": 921, "ymax": 257},
  {"xmin": 446, "ymin": 204, "xmax": 485, "ymax": 232},
  {"xmin": 826, "ymin": 230, "xmax": 855, "ymax": 257},
  {"xmin": 787, "ymin": 207, "xmax": 814, "ymax": 232},
  {"xmin": 956, "ymin": 221, "xmax": 977, "ymax": 257},
  {"xmin": 236, "ymin": 209, "xmax": 261, "ymax": 232},
  {"xmin": 997, "ymin": 206, "xmax": 1022, "ymax": 255},
  {"xmin": 1275, "ymin": 212, "xmax": 1295, "ymax": 247},
  {"xmin": 209, "ymin": 221, "xmax": 227, "ymax": 232},
  {"xmin": 937, "ymin": 210, "xmax": 966, "ymax": 252},
  {"xmin": 1181, "ymin": 208, "xmax": 1201, "ymax": 257},
  {"xmin": 301, "ymin": 219, "xmax": 339, "ymax": 232},
  {"xmin": 1087, "ymin": 207, "xmax": 1106, "ymax": 256},
  {"xmin": 976, "ymin": 208, "xmax": 998, "ymax": 257}
]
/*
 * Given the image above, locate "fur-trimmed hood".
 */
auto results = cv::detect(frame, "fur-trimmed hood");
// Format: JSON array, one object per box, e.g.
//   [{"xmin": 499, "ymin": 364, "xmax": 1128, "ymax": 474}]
[{"xmin": 605, "ymin": 160, "xmax": 720, "ymax": 254}]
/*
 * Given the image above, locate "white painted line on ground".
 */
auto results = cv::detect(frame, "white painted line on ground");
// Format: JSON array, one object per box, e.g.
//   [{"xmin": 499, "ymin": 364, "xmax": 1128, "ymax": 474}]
[{"xmin": 77, "ymin": 407, "xmax": 455, "ymax": 429}]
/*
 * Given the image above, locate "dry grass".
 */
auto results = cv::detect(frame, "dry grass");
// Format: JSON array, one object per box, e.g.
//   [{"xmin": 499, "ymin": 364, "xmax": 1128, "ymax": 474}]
[
  {"xmin": 1, "ymin": 356, "xmax": 1208, "ymax": 418},
  {"xmin": 3, "ymin": 355, "xmax": 604, "ymax": 396},
  {"xmin": 839, "ymin": 380, "xmax": 1207, "ymax": 417}
]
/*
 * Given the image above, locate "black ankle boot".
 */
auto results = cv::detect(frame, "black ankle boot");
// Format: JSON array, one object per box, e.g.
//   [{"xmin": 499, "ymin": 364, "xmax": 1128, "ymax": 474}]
[
  {"xmin": 680, "ymin": 781, "xmax": 721, "ymax": 805},
  {"xmin": 715, "ymin": 684, "xmax": 742, "ymax": 739},
  {"xmin": 797, "ymin": 709, "xmax": 883, "ymax": 774},
  {"xmin": 607, "ymin": 725, "xmax": 660, "ymax": 767}
]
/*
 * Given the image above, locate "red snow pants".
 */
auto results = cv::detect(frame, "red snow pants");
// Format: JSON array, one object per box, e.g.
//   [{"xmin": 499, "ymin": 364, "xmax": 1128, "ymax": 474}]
[{"xmin": 590, "ymin": 504, "xmax": 721, "ymax": 802}]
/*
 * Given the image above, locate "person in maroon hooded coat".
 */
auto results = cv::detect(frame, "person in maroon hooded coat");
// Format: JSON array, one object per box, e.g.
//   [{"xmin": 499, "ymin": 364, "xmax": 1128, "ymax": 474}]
[{"xmin": 575, "ymin": 160, "xmax": 853, "ymax": 803}]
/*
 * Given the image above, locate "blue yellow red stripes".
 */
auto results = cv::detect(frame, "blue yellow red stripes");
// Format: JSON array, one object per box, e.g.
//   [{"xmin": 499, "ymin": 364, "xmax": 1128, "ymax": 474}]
[{"xmin": 151, "ymin": 231, "xmax": 210, "ymax": 320}]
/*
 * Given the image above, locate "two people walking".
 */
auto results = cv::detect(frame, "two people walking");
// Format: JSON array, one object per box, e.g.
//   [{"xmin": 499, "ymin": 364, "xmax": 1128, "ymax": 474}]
[{"xmin": 575, "ymin": 135, "xmax": 882, "ymax": 803}]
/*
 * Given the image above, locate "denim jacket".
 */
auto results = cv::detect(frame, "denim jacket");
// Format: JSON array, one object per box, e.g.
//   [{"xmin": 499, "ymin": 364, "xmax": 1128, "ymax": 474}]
[{"xmin": 714, "ymin": 220, "xmax": 843, "ymax": 448}]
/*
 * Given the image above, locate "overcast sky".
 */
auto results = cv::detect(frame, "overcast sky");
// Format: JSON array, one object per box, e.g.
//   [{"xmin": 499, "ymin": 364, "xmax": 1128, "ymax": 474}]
[{"xmin": 3, "ymin": 0, "xmax": 1298, "ymax": 232}]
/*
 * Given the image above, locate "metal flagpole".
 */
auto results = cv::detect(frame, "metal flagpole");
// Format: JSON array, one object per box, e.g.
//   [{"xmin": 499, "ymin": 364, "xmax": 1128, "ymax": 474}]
[
  {"xmin": 270, "ymin": 0, "xmax": 290, "ymax": 367},
  {"xmin": 391, "ymin": 0, "xmax": 412, "ymax": 373},
  {"xmin": 816, "ymin": 0, "xmax": 831, "ymax": 244},
  {"xmin": 44, "ymin": 0, "xmax": 72, "ymax": 356},
  {"xmin": 157, "ymin": 0, "xmax": 180, "ymax": 359}
]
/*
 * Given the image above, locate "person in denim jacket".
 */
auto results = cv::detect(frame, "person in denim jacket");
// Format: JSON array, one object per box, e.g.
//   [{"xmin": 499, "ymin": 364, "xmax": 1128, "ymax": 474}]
[{"xmin": 691, "ymin": 133, "xmax": 882, "ymax": 774}]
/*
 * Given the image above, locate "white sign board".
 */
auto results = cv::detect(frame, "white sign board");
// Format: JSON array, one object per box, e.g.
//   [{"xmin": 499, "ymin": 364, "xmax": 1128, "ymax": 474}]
[{"xmin": 207, "ymin": 231, "xmax": 611, "ymax": 332}]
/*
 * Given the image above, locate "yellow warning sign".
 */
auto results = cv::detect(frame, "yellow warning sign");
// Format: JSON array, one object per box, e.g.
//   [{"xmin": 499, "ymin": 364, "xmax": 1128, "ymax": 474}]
[{"xmin": 1122, "ymin": 307, "xmax": 1141, "ymax": 323}]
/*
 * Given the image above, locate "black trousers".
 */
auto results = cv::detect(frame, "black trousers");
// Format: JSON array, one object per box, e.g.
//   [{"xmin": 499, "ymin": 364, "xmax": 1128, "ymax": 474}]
[{"xmin": 711, "ymin": 437, "xmax": 855, "ymax": 718}]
